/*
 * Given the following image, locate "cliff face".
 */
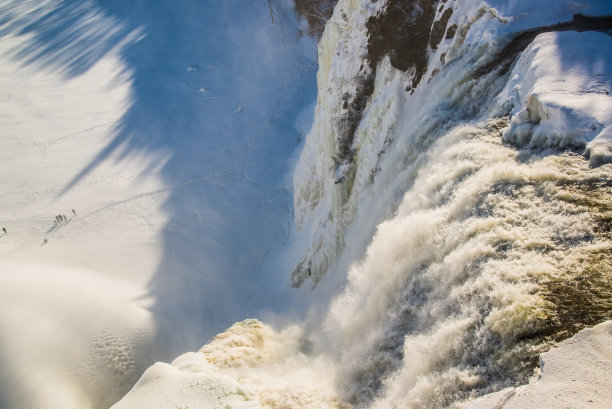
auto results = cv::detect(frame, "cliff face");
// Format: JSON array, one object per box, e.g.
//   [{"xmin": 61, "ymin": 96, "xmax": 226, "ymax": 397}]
[
  {"xmin": 291, "ymin": 0, "xmax": 612, "ymax": 289},
  {"xmin": 291, "ymin": 0, "xmax": 493, "ymax": 288},
  {"xmin": 109, "ymin": 2, "xmax": 612, "ymax": 408}
]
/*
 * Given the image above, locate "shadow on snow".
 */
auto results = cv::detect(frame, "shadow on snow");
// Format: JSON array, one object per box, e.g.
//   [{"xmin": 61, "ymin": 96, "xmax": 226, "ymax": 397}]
[{"xmin": 1, "ymin": 0, "xmax": 318, "ymax": 358}]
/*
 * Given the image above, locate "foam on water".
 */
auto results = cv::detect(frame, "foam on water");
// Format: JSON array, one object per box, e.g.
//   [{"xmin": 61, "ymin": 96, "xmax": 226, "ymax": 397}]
[
  {"xmin": 113, "ymin": 319, "xmax": 345, "ymax": 409},
  {"xmin": 327, "ymin": 120, "xmax": 612, "ymax": 408}
]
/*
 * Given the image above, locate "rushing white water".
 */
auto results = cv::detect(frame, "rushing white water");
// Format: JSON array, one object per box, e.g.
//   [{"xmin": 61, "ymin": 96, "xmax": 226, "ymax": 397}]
[
  {"xmin": 3, "ymin": 0, "xmax": 611, "ymax": 408},
  {"xmin": 328, "ymin": 121, "xmax": 612, "ymax": 408},
  {"xmin": 114, "ymin": 1, "xmax": 612, "ymax": 408}
]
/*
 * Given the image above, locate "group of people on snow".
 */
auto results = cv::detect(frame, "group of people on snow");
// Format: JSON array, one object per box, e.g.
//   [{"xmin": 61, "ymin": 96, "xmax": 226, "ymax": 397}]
[
  {"xmin": 53, "ymin": 209, "xmax": 76, "ymax": 223},
  {"xmin": 45, "ymin": 209, "xmax": 77, "ymax": 244},
  {"xmin": 1, "ymin": 209, "xmax": 77, "ymax": 244}
]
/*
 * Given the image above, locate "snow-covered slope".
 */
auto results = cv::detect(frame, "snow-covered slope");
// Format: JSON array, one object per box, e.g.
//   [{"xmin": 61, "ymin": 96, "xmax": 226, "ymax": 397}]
[
  {"xmin": 497, "ymin": 31, "xmax": 612, "ymax": 166},
  {"xmin": 0, "ymin": 0, "xmax": 316, "ymax": 408},
  {"xmin": 0, "ymin": 10, "xmax": 159, "ymax": 407},
  {"xmin": 464, "ymin": 320, "xmax": 612, "ymax": 409}
]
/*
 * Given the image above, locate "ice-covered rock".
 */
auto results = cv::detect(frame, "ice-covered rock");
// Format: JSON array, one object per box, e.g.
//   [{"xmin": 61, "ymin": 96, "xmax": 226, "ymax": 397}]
[
  {"xmin": 111, "ymin": 319, "xmax": 343, "ymax": 409},
  {"xmin": 463, "ymin": 320, "xmax": 612, "ymax": 409},
  {"xmin": 291, "ymin": 0, "xmax": 502, "ymax": 288},
  {"xmin": 496, "ymin": 31, "xmax": 612, "ymax": 166}
]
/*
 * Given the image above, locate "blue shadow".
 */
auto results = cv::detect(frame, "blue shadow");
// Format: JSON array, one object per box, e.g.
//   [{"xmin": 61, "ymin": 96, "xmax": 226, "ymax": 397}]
[{"xmin": 1, "ymin": 0, "xmax": 318, "ymax": 357}]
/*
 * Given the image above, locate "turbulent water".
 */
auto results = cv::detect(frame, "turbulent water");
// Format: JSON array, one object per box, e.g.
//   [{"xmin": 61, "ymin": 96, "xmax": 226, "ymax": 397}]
[
  {"xmin": 113, "ymin": 1, "xmax": 612, "ymax": 408},
  {"xmin": 326, "ymin": 121, "xmax": 612, "ymax": 408},
  {"xmin": 194, "ymin": 1, "xmax": 612, "ymax": 408},
  {"xmin": 301, "ymin": 80, "xmax": 611, "ymax": 406}
]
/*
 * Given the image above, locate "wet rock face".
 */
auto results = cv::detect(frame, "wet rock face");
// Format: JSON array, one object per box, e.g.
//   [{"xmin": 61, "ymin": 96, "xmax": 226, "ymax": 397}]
[
  {"xmin": 366, "ymin": 0, "xmax": 441, "ymax": 93},
  {"xmin": 334, "ymin": 0, "xmax": 450, "ymax": 167},
  {"xmin": 335, "ymin": 0, "xmax": 448, "ymax": 173},
  {"xmin": 294, "ymin": 0, "xmax": 339, "ymax": 38},
  {"xmin": 430, "ymin": 7, "xmax": 454, "ymax": 49}
]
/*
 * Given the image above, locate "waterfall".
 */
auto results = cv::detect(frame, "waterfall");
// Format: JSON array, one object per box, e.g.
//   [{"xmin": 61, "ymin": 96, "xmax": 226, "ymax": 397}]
[{"xmin": 112, "ymin": 0, "xmax": 612, "ymax": 407}]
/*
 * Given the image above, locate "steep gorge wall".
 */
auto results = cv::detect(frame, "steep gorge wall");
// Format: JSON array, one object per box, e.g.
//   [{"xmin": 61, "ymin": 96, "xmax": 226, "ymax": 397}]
[
  {"xmin": 288, "ymin": 2, "xmax": 612, "ymax": 404},
  {"xmin": 292, "ymin": 0, "xmax": 504, "ymax": 287},
  {"xmin": 292, "ymin": 0, "xmax": 612, "ymax": 288}
]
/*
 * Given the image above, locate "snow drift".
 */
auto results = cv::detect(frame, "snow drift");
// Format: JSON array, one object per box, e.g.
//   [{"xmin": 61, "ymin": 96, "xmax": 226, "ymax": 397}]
[{"xmin": 497, "ymin": 31, "xmax": 612, "ymax": 166}]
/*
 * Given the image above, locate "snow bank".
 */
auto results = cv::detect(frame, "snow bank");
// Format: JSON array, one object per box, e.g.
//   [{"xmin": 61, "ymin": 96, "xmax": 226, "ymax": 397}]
[
  {"xmin": 111, "ymin": 319, "xmax": 343, "ymax": 409},
  {"xmin": 0, "ymin": 262, "xmax": 155, "ymax": 409},
  {"xmin": 496, "ymin": 31, "xmax": 612, "ymax": 165},
  {"xmin": 463, "ymin": 320, "xmax": 612, "ymax": 409}
]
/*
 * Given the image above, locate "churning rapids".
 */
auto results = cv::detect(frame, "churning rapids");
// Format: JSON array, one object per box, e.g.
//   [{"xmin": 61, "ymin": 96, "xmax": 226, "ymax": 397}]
[{"xmin": 1, "ymin": 1, "xmax": 611, "ymax": 408}]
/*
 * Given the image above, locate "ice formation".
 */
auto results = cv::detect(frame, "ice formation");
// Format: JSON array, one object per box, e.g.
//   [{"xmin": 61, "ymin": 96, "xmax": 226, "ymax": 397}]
[{"xmin": 497, "ymin": 31, "xmax": 612, "ymax": 166}]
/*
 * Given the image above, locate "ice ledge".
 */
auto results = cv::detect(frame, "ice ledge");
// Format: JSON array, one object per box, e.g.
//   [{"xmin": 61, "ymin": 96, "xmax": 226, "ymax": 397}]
[
  {"xmin": 496, "ymin": 31, "xmax": 612, "ymax": 166},
  {"xmin": 463, "ymin": 320, "xmax": 612, "ymax": 409}
]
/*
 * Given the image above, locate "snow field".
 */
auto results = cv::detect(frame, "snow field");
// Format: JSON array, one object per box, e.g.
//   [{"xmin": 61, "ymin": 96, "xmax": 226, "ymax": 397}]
[
  {"xmin": 0, "ymin": 0, "xmax": 318, "ymax": 408},
  {"xmin": 0, "ymin": 11, "xmax": 165, "ymax": 408}
]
